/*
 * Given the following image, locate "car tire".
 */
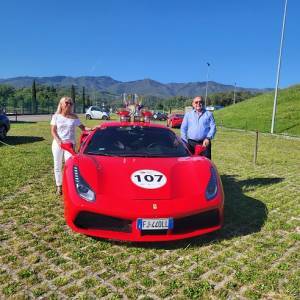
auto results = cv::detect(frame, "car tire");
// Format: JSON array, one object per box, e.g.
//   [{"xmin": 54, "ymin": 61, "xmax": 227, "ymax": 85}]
[
  {"xmin": 102, "ymin": 115, "xmax": 108, "ymax": 120},
  {"xmin": 86, "ymin": 115, "xmax": 92, "ymax": 120},
  {"xmin": 0, "ymin": 125, "xmax": 7, "ymax": 140}
]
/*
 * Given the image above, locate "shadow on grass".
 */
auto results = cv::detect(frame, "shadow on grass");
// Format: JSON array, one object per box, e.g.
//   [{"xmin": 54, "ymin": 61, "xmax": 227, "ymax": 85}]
[
  {"xmin": 0, "ymin": 135, "xmax": 44, "ymax": 146},
  {"xmin": 279, "ymin": 122, "xmax": 300, "ymax": 132},
  {"xmin": 108, "ymin": 175, "xmax": 283, "ymax": 249},
  {"xmin": 10, "ymin": 120, "xmax": 37, "ymax": 124}
]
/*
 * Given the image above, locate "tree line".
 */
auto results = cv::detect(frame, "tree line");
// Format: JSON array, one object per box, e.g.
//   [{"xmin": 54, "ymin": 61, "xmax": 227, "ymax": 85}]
[
  {"xmin": 0, "ymin": 81, "xmax": 259, "ymax": 114},
  {"xmin": 0, "ymin": 81, "xmax": 93, "ymax": 114},
  {"xmin": 137, "ymin": 91, "xmax": 259, "ymax": 112}
]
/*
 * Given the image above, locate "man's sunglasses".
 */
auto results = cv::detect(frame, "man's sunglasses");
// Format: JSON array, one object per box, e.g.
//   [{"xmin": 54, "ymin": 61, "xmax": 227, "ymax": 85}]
[{"xmin": 193, "ymin": 101, "xmax": 203, "ymax": 105}]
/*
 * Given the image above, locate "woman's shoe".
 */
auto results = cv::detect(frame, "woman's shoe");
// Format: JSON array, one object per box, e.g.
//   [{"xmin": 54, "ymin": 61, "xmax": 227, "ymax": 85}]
[{"xmin": 56, "ymin": 186, "xmax": 62, "ymax": 195}]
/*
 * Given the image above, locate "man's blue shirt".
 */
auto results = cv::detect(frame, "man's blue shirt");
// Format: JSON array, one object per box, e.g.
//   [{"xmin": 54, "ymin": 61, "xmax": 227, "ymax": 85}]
[{"xmin": 180, "ymin": 109, "xmax": 216, "ymax": 142}]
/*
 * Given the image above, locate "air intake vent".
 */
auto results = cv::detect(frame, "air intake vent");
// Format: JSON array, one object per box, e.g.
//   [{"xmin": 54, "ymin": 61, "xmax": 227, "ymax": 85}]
[{"xmin": 74, "ymin": 211, "xmax": 132, "ymax": 233}]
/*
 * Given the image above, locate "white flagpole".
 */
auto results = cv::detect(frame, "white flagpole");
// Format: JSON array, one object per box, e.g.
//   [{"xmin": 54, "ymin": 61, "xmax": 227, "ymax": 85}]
[{"xmin": 271, "ymin": 0, "xmax": 288, "ymax": 134}]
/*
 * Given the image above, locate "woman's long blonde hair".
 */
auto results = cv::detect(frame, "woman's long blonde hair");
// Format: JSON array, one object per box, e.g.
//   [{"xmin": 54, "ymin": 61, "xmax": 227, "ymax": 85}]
[{"xmin": 55, "ymin": 96, "xmax": 74, "ymax": 114}]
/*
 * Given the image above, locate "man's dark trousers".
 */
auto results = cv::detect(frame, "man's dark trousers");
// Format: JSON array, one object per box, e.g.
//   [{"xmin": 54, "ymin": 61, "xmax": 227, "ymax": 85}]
[{"xmin": 187, "ymin": 139, "xmax": 212, "ymax": 159}]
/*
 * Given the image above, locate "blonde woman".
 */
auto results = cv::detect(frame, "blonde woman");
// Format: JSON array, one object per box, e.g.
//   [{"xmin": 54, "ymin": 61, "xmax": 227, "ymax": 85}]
[{"xmin": 51, "ymin": 96, "xmax": 90, "ymax": 195}]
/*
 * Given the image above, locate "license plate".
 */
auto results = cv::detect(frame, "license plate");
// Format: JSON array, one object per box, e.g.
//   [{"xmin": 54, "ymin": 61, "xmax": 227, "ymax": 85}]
[{"xmin": 137, "ymin": 218, "xmax": 173, "ymax": 230}]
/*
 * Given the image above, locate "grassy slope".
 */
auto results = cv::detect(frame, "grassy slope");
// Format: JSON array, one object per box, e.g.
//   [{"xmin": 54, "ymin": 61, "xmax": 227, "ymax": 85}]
[{"xmin": 214, "ymin": 85, "xmax": 300, "ymax": 136}]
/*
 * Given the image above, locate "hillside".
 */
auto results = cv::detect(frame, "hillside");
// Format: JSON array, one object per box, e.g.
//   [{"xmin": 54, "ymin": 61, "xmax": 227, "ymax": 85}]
[
  {"xmin": 0, "ymin": 76, "xmax": 270, "ymax": 98},
  {"xmin": 214, "ymin": 85, "xmax": 300, "ymax": 136}
]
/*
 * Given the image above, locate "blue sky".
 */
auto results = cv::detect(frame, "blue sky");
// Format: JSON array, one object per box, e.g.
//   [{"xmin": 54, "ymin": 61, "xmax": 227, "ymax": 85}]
[{"xmin": 0, "ymin": 0, "xmax": 298, "ymax": 88}]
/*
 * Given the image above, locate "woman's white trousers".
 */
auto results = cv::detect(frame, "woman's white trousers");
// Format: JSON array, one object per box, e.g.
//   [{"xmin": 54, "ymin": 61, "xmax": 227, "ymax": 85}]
[{"xmin": 52, "ymin": 140, "xmax": 72, "ymax": 186}]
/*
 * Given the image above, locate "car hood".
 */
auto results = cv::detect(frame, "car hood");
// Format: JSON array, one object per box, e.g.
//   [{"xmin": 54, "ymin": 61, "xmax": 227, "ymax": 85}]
[{"xmin": 76, "ymin": 155, "xmax": 212, "ymax": 200}]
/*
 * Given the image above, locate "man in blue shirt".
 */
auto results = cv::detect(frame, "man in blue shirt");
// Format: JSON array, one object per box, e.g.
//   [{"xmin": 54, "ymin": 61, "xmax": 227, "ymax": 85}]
[{"xmin": 181, "ymin": 96, "xmax": 216, "ymax": 159}]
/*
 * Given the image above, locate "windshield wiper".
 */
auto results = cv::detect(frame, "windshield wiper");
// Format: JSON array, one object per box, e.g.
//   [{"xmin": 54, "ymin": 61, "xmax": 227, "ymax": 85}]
[
  {"xmin": 86, "ymin": 152, "xmax": 181, "ymax": 158},
  {"xmin": 116, "ymin": 153, "xmax": 150, "ymax": 157},
  {"xmin": 86, "ymin": 151, "xmax": 114, "ymax": 156},
  {"xmin": 116, "ymin": 153, "xmax": 178, "ymax": 157},
  {"xmin": 143, "ymin": 154, "xmax": 175, "ymax": 157}
]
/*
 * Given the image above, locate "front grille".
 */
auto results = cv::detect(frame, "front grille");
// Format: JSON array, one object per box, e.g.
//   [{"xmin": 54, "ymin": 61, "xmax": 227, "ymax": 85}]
[
  {"xmin": 141, "ymin": 230, "xmax": 168, "ymax": 236},
  {"xmin": 173, "ymin": 209, "xmax": 220, "ymax": 234},
  {"xmin": 74, "ymin": 211, "xmax": 132, "ymax": 233}
]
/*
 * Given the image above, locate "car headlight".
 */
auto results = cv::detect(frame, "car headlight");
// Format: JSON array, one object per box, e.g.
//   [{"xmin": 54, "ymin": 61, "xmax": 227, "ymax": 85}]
[
  {"xmin": 205, "ymin": 167, "xmax": 218, "ymax": 200},
  {"xmin": 73, "ymin": 166, "xmax": 95, "ymax": 202}
]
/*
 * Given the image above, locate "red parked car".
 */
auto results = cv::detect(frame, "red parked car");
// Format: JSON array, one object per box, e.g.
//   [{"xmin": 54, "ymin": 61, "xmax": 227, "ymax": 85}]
[
  {"xmin": 62, "ymin": 119, "xmax": 224, "ymax": 242},
  {"xmin": 167, "ymin": 113, "xmax": 184, "ymax": 128}
]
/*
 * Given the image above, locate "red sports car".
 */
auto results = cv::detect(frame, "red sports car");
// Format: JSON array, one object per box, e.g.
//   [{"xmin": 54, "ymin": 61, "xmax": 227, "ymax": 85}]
[
  {"xmin": 167, "ymin": 113, "xmax": 184, "ymax": 128},
  {"xmin": 62, "ymin": 121, "xmax": 224, "ymax": 242}
]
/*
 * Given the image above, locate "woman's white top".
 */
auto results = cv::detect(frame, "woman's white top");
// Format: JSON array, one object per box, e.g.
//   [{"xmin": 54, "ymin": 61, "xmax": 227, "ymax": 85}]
[{"xmin": 50, "ymin": 114, "xmax": 81, "ymax": 143}]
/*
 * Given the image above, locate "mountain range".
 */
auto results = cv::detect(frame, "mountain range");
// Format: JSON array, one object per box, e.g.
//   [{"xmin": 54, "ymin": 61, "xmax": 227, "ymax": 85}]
[{"xmin": 0, "ymin": 76, "xmax": 272, "ymax": 98}]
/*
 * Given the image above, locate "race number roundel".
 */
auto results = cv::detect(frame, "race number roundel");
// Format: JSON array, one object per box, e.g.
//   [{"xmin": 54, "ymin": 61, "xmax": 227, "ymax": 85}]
[{"xmin": 131, "ymin": 170, "xmax": 167, "ymax": 189}]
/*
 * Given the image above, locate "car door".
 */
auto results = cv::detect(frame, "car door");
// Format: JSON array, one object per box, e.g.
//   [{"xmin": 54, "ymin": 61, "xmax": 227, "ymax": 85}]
[{"xmin": 91, "ymin": 107, "xmax": 102, "ymax": 119}]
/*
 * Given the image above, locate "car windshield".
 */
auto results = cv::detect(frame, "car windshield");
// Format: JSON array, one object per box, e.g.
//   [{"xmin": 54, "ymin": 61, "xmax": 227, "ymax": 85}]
[
  {"xmin": 84, "ymin": 126, "xmax": 189, "ymax": 157},
  {"xmin": 91, "ymin": 107, "xmax": 101, "ymax": 111}
]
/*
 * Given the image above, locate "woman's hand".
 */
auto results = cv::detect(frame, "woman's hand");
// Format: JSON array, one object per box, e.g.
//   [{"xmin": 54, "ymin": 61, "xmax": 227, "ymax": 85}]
[
  {"xmin": 79, "ymin": 124, "xmax": 93, "ymax": 131},
  {"xmin": 51, "ymin": 125, "xmax": 62, "ymax": 145},
  {"xmin": 56, "ymin": 138, "xmax": 62, "ymax": 146},
  {"xmin": 86, "ymin": 126, "xmax": 97, "ymax": 131}
]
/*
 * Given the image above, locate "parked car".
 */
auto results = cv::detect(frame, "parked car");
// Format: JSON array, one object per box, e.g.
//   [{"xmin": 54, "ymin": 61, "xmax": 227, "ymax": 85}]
[
  {"xmin": 167, "ymin": 113, "xmax": 185, "ymax": 128},
  {"xmin": 152, "ymin": 112, "xmax": 168, "ymax": 121},
  {"xmin": 62, "ymin": 118, "xmax": 224, "ymax": 242},
  {"xmin": 85, "ymin": 106, "xmax": 110, "ymax": 120},
  {"xmin": 0, "ymin": 112, "xmax": 10, "ymax": 140},
  {"xmin": 206, "ymin": 105, "xmax": 224, "ymax": 112}
]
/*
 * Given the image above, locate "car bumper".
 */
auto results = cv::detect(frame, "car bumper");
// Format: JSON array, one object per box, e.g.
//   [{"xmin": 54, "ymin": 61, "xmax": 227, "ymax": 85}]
[
  {"xmin": 64, "ymin": 188, "xmax": 224, "ymax": 242},
  {"xmin": 66, "ymin": 208, "xmax": 223, "ymax": 242}
]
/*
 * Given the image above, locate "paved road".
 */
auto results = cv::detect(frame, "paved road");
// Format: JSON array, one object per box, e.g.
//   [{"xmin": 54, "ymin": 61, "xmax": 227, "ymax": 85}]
[
  {"xmin": 8, "ymin": 114, "xmax": 85, "ymax": 122},
  {"xmin": 8, "ymin": 114, "xmax": 52, "ymax": 122}
]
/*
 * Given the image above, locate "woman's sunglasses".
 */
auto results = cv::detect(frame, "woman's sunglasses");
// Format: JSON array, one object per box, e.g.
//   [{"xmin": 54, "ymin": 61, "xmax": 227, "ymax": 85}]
[{"xmin": 65, "ymin": 102, "xmax": 73, "ymax": 106}]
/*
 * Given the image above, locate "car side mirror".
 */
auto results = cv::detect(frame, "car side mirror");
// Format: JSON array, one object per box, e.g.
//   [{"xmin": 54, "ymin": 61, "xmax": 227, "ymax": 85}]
[
  {"xmin": 194, "ymin": 144, "xmax": 206, "ymax": 156},
  {"xmin": 61, "ymin": 142, "xmax": 77, "ymax": 156}
]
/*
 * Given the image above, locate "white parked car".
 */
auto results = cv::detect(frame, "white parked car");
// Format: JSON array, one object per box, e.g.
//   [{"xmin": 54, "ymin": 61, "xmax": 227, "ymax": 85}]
[{"xmin": 85, "ymin": 106, "xmax": 110, "ymax": 120}]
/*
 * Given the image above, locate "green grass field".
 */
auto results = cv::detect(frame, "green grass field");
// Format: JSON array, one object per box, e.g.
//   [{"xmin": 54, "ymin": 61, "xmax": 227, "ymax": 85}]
[
  {"xmin": 214, "ymin": 85, "xmax": 300, "ymax": 136},
  {"xmin": 0, "ymin": 119, "xmax": 299, "ymax": 299}
]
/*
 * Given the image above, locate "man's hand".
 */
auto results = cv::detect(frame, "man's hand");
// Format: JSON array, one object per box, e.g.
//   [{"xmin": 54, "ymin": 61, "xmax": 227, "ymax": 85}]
[{"xmin": 202, "ymin": 138, "xmax": 210, "ymax": 147}]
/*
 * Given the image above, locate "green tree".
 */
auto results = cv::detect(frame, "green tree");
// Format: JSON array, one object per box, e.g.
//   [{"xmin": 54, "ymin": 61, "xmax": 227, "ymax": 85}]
[
  {"xmin": 71, "ymin": 85, "xmax": 76, "ymax": 112},
  {"xmin": 86, "ymin": 95, "xmax": 90, "ymax": 108},
  {"xmin": 82, "ymin": 86, "xmax": 86, "ymax": 113},
  {"xmin": 0, "ymin": 85, "xmax": 15, "ymax": 111},
  {"xmin": 7, "ymin": 95, "xmax": 18, "ymax": 112},
  {"xmin": 49, "ymin": 86, "xmax": 57, "ymax": 113},
  {"xmin": 32, "ymin": 80, "xmax": 37, "ymax": 114}
]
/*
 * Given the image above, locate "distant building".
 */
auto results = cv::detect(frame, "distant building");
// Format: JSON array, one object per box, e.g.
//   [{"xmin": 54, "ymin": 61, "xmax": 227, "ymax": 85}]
[
  {"xmin": 206, "ymin": 106, "xmax": 215, "ymax": 112},
  {"xmin": 206, "ymin": 105, "xmax": 224, "ymax": 112},
  {"xmin": 185, "ymin": 105, "xmax": 224, "ymax": 113},
  {"xmin": 185, "ymin": 106, "xmax": 193, "ymax": 113}
]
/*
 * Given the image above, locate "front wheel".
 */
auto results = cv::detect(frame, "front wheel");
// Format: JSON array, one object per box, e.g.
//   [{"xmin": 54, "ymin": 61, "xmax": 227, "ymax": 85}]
[
  {"xmin": 86, "ymin": 114, "xmax": 92, "ymax": 120},
  {"xmin": 102, "ymin": 115, "xmax": 108, "ymax": 120},
  {"xmin": 0, "ymin": 125, "xmax": 7, "ymax": 140}
]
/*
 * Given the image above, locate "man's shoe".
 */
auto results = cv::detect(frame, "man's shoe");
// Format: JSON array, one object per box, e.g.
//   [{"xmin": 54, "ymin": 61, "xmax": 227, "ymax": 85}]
[{"xmin": 56, "ymin": 186, "xmax": 62, "ymax": 195}]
